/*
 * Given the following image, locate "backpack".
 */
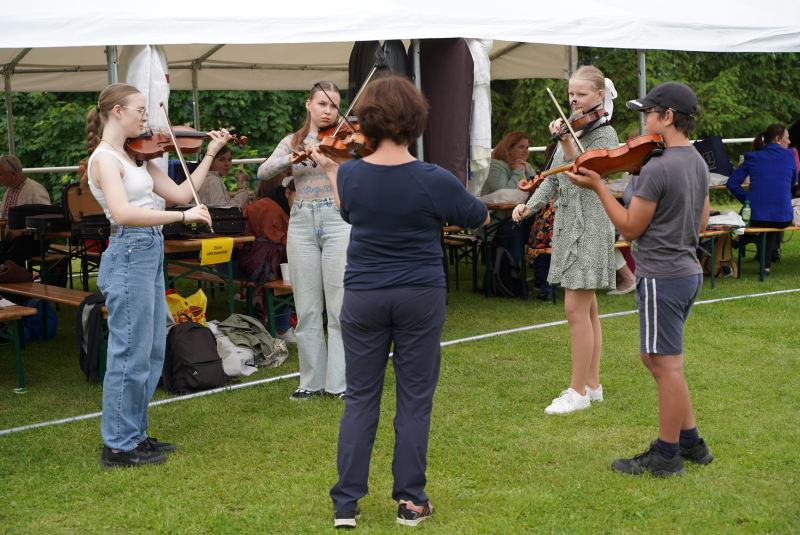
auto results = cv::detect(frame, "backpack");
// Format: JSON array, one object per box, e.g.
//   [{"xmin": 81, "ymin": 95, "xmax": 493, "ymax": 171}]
[
  {"xmin": 75, "ymin": 292, "xmax": 106, "ymax": 381},
  {"xmin": 701, "ymin": 233, "xmax": 738, "ymax": 278},
  {"xmin": 486, "ymin": 244, "xmax": 522, "ymax": 297},
  {"xmin": 162, "ymin": 315, "xmax": 229, "ymax": 394},
  {"xmin": 22, "ymin": 298, "xmax": 58, "ymax": 340}
]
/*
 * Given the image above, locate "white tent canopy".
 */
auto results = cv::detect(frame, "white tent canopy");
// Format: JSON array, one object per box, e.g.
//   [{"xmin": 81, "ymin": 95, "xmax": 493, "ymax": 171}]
[
  {"xmin": 0, "ymin": 42, "xmax": 574, "ymax": 92},
  {"xmin": 3, "ymin": 0, "xmax": 799, "ymax": 53}
]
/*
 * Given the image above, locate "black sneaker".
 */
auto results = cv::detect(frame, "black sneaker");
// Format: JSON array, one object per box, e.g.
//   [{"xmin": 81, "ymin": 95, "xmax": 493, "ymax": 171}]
[
  {"xmin": 535, "ymin": 293, "xmax": 553, "ymax": 303},
  {"xmin": 611, "ymin": 440, "xmax": 685, "ymax": 477},
  {"xmin": 99, "ymin": 445, "xmax": 166, "ymax": 469},
  {"xmin": 396, "ymin": 500, "xmax": 433, "ymax": 526},
  {"xmin": 139, "ymin": 436, "xmax": 176, "ymax": 453},
  {"xmin": 328, "ymin": 391, "xmax": 346, "ymax": 401},
  {"xmin": 333, "ymin": 507, "xmax": 361, "ymax": 529},
  {"xmin": 680, "ymin": 438, "xmax": 714, "ymax": 465},
  {"xmin": 290, "ymin": 388, "xmax": 322, "ymax": 401}
]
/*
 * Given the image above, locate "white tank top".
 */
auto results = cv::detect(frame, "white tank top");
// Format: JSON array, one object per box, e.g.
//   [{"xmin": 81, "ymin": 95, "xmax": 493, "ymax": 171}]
[{"xmin": 87, "ymin": 147, "xmax": 156, "ymax": 224}]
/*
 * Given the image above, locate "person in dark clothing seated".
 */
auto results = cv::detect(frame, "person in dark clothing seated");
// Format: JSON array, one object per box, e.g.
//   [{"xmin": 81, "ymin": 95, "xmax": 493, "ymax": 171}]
[
  {"xmin": 0, "ymin": 154, "xmax": 52, "ymax": 267},
  {"xmin": 727, "ymin": 123, "xmax": 798, "ymax": 274},
  {"xmin": 312, "ymin": 75, "xmax": 489, "ymax": 529}
]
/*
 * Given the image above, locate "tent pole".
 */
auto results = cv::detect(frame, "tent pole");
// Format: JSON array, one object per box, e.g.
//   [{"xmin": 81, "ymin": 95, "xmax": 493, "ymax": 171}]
[
  {"xmin": 569, "ymin": 46, "xmax": 577, "ymax": 78},
  {"xmin": 192, "ymin": 65, "xmax": 200, "ymax": 131},
  {"xmin": 638, "ymin": 50, "xmax": 646, "ymax": 135},
  {"xmin": 411, "ymin": 39, "xmax": 423, "ymax": 162},
  {"xmin": 3, "ymin": 48, "xmax": 31, "ymax": 155},
  {"xmin": 106, "ymin": 46, "xmax": 118, "ymax": 84}
]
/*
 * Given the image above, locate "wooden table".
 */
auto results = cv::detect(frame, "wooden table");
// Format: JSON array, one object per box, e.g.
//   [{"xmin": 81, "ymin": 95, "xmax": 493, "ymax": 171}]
[
  {"xmin": 163, "ymin": 235, "xmax": 255, "ymax": 315},
  {"xmin": 0, "ymin": 304, "xmax": 38, "ymax": 389}
]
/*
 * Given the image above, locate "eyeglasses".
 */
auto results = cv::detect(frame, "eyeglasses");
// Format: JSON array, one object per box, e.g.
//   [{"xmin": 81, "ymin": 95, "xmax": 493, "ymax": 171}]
[
  {"xmin": 641, "ymin": 110, "xmax": 660, "ymax": 117},
  {"xmin": 121, "ymin": 106, "xmax": 148, "ymax": 119}
]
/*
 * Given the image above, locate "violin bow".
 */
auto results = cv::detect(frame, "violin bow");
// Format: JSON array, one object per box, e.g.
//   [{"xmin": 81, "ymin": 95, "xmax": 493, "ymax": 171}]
[
  {"xmin": 322, "ymin": 64, "xmax": 380, "ymax": 138},
  {"xmin": 547, "ymin": 88, "xmax": 586, "ymax": 154},
  {"xmin": 158, "ymin": 102, "xmax": 213, "ymax": 233}
]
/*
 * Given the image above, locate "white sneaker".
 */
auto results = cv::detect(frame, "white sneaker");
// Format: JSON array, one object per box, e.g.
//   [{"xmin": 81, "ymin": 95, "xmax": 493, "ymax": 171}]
[
  {"xmin": 276, "ymin": 327, "xmax": 297, "ymax": 344},
  {"xmin": 544, "ymin": 388, "xmax": 591, "ymax": 415},
  {"xmin": 586, "ymin": 384, "xmax": 603, "ymax": 402}
]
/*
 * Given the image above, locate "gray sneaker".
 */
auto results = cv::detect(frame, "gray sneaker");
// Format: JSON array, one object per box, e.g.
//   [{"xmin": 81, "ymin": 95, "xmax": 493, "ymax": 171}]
[
  {"xmin": 680, "ymin": 438, "xmax": 714, "ymax": 465},
  {"xmin": 611, "ymin": 440, "xmax": 685, "ymax": 477}
]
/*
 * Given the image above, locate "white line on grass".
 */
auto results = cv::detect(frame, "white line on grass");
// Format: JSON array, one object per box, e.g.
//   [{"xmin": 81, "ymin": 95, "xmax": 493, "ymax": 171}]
[{"xmin": 3, "ymin": 287, "xmax": 799, "ymax": 437}]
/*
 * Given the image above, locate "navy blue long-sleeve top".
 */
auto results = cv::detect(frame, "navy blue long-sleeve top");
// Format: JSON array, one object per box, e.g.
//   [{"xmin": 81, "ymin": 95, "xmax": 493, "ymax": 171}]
[
  {"xmin": 337, "ymin": 159, "xmax": 488, "ymax": 290},
  {"xmin": 727, "ymin": 143, "xmax": 797, "ymax": 222}
]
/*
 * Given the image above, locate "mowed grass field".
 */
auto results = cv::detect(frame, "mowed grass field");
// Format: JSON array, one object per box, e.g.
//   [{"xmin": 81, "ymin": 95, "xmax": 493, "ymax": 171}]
[{"xmin": 1, "ymin": 217, "xmax": 799, "ymax": 534}]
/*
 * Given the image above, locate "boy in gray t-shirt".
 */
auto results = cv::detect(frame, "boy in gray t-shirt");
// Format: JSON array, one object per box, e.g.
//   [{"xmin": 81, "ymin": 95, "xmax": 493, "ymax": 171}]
[{"xmin": 566, "ymin": 82, "xmax": 713, "ymax": 478}]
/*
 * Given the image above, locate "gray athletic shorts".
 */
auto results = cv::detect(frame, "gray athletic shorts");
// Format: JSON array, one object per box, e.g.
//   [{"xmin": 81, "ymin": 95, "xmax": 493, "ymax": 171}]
[{"xmin": 636, "ymin": 274, "xmax": 703, "ymax": 356}]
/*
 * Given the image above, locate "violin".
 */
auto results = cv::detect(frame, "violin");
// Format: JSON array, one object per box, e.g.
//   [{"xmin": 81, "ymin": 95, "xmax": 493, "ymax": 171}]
[
  {"xmin": 290, "ymin": 116, "xmax": 376, "ymax": 164},
  {"xmin": 125, "ymin": 126, "xmax": 247, "ymax": 161},
  {"xmin": 519, "ymin": 134, "xmax": 664, "ymax": 192},
  {"xmin": 553, "ymin": 107, "xmax": 608, "ymax": 141}
]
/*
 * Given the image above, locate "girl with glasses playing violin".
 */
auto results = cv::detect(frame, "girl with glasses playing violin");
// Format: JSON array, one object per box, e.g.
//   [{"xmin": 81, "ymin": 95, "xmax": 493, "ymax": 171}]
[
  {"xmin": 257, "ymin": 82, "xmax": 351, "ymax": 401},
  {"xmin": 80, "ymin": 83, "xmax": 231, "ymax": 469}
]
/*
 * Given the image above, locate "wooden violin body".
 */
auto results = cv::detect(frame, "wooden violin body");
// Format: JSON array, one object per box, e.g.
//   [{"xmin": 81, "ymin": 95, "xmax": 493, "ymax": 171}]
[
  {"xmin": 125, "ymin": 126, "xmax": 247, "ymax": 161},
  {"xmin": 291, "ymin": 117, "xmax": 376, "ymax": 163},
  {"xmin": 554, "ymin": 108, "xmax": 607, "ymax": 141},
  {"xmin": 519, "ymin": 134, "xmax": 664, "ymax": 192}
]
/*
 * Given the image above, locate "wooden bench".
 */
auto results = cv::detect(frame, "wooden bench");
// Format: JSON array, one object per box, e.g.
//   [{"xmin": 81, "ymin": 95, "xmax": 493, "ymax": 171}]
[
  {"xmin": 737, "ymin": 225, "xmax": 800, "ymax": 281},
  {"xmin": 0, "ymin": 282, "xmax": 109, "ymax": 383},
  {"xmin": 0, "ymin": 305, "xmax": 39, "ymax": 389}
]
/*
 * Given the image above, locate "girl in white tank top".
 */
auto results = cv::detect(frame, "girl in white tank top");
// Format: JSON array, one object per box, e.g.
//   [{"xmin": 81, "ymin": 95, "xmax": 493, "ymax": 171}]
[{"xmin": 83, "ymin": 84, "xmax": 231, "ymax": 469}]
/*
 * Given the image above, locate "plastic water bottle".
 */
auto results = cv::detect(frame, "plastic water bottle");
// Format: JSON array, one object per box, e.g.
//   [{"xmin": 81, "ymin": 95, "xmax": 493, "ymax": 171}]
[{"xmin": 742, "ymin": 201, "xmax": 751, "ymax": 227}]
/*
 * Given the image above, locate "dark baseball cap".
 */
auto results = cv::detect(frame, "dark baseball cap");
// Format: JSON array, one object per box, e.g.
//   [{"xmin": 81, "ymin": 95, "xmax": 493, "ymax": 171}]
[{"xmin": 626, "ymin": 82, "xmax": 698, "ymax": 116}]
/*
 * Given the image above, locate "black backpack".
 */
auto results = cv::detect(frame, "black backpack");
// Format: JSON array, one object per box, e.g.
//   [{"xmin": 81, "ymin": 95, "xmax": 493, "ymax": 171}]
[
  {"xmin": 162, "ymin": 315, "xmax": 228, "ymax": 394},
  {"xmin": 487, "ymin": 244, "xmax": 522, "ymax": 298}
]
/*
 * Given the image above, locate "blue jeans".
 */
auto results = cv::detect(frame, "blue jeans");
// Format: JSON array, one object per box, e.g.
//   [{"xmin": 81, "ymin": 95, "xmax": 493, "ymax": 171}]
[
  {"xmin": 287, "ymin": 198, "xmax": 351, "ymax": 394},
  {"xmin": 98, "ymin": 226, "xmax": 166, "ymax": 452}
]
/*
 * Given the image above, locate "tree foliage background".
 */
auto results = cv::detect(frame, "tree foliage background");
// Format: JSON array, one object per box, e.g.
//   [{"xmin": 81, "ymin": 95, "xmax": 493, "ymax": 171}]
[{"xmin": 2, "ymin": 49, "xmax": 798, "ymax": 204}]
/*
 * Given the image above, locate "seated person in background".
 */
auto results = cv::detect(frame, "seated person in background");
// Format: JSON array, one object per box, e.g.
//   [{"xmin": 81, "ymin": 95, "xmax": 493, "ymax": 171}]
[
  {"xmin": 197, "ymin": 145, "xmax": 248, "ymax": 208},
  {"xmin": 727, "ymin": 124, "xmax": 798, "ymax": 274},
  {"xmin": 480, "ymin": 131, "xmax": 535, "ymax": 265},
  {"xmin": 239, "ymin": 176, "xmax": 297, "ymax": 343},
  {"xmin": 0, "ymin": 154, "xmax": 51, "ymax": 266}
]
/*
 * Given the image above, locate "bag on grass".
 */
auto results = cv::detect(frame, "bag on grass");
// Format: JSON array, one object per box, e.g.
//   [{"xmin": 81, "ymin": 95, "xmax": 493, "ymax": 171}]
[
  {"xmin": 22, "ymin": 298, "xmax": 58, "ymax": 340},
  {"xmin": 165, "ymin": 289, "xmax": 208, "ymax": 326},
  {"xmin": 485, "ymin": 244, "xmax": 522, "ymax": 298},
  {"xmin": 162, "ymin": 314, "xmax": 228, "ymax": 394}
]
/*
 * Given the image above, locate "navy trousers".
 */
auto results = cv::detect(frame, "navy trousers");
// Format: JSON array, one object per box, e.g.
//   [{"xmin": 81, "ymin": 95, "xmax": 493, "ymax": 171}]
[{"xmin": 330, "ymin": 286, "xmax": 446, "ymax": 512}]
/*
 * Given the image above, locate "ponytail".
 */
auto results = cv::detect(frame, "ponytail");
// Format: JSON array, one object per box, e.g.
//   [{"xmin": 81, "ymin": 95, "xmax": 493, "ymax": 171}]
[
  {"xmin": 79, "ymin": 106, "xmax": 102, "ymax": 185},
  {"xmin": 750, "ymin": 123, "xmax": 786, "ymax": 152},
  {"xmin": 78, "ymin": 83, "xmax": 142, "ymax": 186}
]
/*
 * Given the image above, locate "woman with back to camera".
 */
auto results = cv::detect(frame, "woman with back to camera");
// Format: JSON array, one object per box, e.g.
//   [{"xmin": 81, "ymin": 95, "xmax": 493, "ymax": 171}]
[
  {"xmin": 727, "ymin": 123, "xmax": 798, "ymax": 274},
  {"xmin": 81, "ymin": 83, "xmax": 230, "ymax": 468},
  {"xmin": 512, "ymin": 65, "xmax": 619, "ymax": 415},
  {"xmin": 313, "ymin": 75, "xmax": 489, "ymax": 529},
  {"xmin": 258, "ymin": 82, "xmax": 350, "ymax": 400}
]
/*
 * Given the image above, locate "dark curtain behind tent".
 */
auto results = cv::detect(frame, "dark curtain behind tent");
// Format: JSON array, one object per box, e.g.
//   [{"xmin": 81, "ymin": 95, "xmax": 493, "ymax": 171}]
[{"xmin": 409, "ymin": 38, "xmax": 473, "ymax": 186}]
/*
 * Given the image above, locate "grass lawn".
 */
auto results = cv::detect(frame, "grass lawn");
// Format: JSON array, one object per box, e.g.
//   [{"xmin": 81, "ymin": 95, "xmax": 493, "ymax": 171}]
[{"xmin": 1, "ymin": 210, "xmax": 799, "ymax": 534}]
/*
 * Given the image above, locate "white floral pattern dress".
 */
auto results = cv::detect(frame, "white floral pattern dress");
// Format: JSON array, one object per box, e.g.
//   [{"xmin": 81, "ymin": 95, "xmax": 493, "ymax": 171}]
[{"xmin": 525, "ymin": 125, "xmax": 619, "ymax": 290}]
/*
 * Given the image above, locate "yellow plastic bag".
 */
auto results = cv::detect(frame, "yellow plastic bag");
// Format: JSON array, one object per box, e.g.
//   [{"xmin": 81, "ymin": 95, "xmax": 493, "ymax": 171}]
[{"xmin": 165, "ymin": 289, "xmax": 208, "ymax": 326}]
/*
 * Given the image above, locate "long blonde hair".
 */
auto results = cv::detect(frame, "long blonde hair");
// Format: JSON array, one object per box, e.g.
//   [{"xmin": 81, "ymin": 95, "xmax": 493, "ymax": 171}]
[
  {"xmin": 292, "ymin": 81, "xmax": 340, "ymax": 150},
  {"xmin": 78, "ymin": 83, "xmax": 142, "ymax": 185}
]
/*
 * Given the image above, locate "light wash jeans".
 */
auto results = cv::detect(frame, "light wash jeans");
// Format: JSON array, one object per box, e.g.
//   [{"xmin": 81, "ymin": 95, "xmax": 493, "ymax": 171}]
[
  {"xmin": 287, "ymin": 197, "xmax": 350, "ymax": 394},
  {"xmin": 98, "ymin": 226, "xmax": 166, "ymax": 452}
]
